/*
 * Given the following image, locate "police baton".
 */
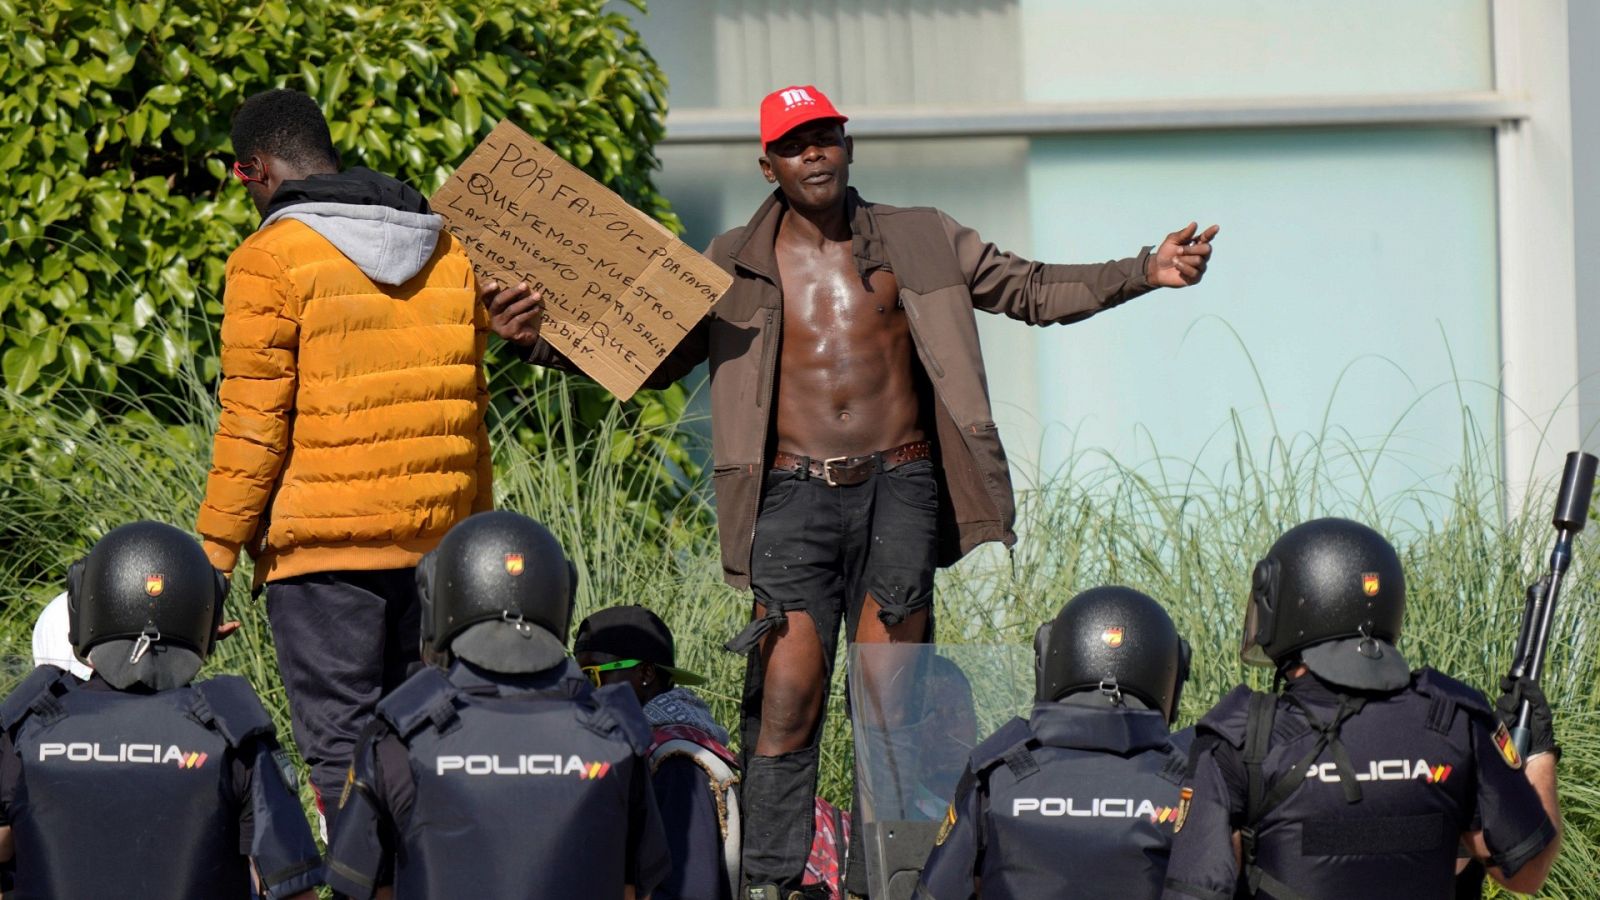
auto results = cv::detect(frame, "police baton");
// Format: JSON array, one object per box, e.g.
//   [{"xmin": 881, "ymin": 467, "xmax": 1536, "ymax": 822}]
[{"xmin": 1506, "ymin": 450, "xmax": 1597, "ymax": 757}]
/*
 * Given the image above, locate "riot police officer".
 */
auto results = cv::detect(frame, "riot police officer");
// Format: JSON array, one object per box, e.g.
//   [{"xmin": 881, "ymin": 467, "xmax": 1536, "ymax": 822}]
[
  {"xmin": 1162, "ymin": 518, "xmax": 1562, "ymax": 900},
  {"xmin": 325, "ymin": 511, "xmax": 671, "ymax": 899},
  {"xmin": 0, "ymin": 521, "xmax": 323, "ymax": 900},
  {"xmin": 916, "ymin": 586, "xmax": 1193, "ymax": 899}
]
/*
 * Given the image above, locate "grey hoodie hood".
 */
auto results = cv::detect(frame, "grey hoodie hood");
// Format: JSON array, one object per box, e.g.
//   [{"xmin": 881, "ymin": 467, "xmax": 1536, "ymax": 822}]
[{"xmin": 259, "ymin": 168, "xmax": 442, "ymax": 286}]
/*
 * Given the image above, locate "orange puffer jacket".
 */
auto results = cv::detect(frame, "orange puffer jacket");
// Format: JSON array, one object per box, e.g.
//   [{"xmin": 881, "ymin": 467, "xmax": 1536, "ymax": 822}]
[{"xmin": 198, "ymin": 188, "xmax": 491, "ymax": 586}]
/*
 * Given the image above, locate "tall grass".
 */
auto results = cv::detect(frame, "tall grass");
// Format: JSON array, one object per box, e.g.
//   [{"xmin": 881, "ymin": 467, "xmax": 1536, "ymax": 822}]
[{"xmin": 3, "ymin": 327, "xmax": 1598, "ymax": 895}]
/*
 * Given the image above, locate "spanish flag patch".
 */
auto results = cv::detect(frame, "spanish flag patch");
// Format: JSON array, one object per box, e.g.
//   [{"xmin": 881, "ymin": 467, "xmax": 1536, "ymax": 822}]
[
  {"xmin": 1493, "ymin": 722, "xmax": 1523, "ymax": 770},
  {"xmin": 339, "ymin": 765, "xmax": 357, "ymax": 809},
  {"xmin": 935, "ymin": 803, "xmax": 957, "ymax": 846}
]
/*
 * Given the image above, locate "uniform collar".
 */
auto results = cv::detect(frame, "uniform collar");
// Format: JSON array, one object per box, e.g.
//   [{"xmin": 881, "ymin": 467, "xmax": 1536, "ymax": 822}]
[
  {"xmin": 1028, "ymin": 701, "xmax": 1172, "ymax": 754},
  {"xmin": 1283, "ymin": 670, "xmax": 1402, "ymax": 703},
  {"xmin": 80, "ymin": 671, "xmax": 158, "ymax": 695},
  {"xmin": 727, "ymin": 187, "xmax": 889, "ymax": 283},
  {"xmin": 448, "ymin": 657, "xmax": 591, "ymax": 698}
]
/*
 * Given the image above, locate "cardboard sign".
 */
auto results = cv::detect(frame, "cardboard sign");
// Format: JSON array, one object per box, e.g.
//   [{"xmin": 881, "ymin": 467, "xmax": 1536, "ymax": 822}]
[{"xmin": 433, "ymin": 119, "xmax": 730, "ymax": 400}]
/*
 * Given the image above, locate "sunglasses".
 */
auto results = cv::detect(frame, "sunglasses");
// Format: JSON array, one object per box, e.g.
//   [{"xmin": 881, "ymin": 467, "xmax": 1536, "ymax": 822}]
[
  {"xmin": 232, "ymin": 159, "xmax": 267, "ymax": 185},
  {"xmin": 580, "ymin": 658, "xmax": 643, "ymax": 686}
]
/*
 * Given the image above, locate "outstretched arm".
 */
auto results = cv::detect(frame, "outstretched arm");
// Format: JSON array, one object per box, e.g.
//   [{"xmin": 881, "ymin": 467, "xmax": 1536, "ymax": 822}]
[{"xmin": 946, "ymin": 212, "xmax": 1218, "ymax": 326}]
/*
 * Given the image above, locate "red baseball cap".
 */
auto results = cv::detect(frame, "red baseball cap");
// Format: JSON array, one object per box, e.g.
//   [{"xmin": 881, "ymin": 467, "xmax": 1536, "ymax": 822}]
[{"xmin": 759, "ymin": 85, "xmax": 848, "ymax": 149}]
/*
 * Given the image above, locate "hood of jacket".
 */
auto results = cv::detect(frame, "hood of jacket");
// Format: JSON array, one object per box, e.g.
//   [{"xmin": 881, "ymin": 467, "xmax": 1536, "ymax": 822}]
[
  {"xmin": 642, "ymin": 687, "xmax": 731, "ymax": 745},
  {"xmin": 261, "ymin": 167, "xmax": 442, "ymax": 286}
]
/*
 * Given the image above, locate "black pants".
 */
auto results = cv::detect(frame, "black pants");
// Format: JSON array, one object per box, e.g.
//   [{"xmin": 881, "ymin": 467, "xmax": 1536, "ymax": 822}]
[
  {"xmin": 265, "ymin": 568, "xmax": 421, "ymax": 839},
  {"xmin": 731, "ymin": 460, "xmax": 938, "ymax": 891}
]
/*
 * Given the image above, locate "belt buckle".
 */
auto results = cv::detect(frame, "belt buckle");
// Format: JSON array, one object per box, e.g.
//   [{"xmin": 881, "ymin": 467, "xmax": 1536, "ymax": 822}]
[{"xmin": 821, "ymin": 455, "xmax": 849, "ymax": 487}]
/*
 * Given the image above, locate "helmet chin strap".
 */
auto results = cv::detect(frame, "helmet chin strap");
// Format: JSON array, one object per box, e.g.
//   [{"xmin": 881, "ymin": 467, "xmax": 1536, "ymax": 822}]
[{"xmin": 1272, "ymin": 658, "xmax": 1299, "ymax": 692}]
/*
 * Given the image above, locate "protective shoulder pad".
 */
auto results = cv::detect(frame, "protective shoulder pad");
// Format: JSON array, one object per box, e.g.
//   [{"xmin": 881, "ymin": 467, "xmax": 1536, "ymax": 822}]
[
  {"xmin": 192, "ymin": 675, "xmax": 275, "ymax": 747},
  {"xmin": 375, "ymin": 667, "xmax": 459, "ymax": 740},
  {"xmin": 1413, "ymin": 668, "xmax": 1493, "ymax": 713},
  {"xmin": 969, "ymin": 717, "xmax": 1032, "ymax": 774},
  {"xmin": 1167, "ymin": 725, "xmax": 1196, "ymax": 756},
  {"xmin": 0, "ymin": 666, "xmax": 69, "ymax": 732},
  {"xmin": 589, "ymin": 683, "xmax": 653, "ymax": 755},
  {"xmin": 1156, "ymin": 728, "xmax": 1195, "ymax": 785},
  {"xmin": 1195, "ymin": 685, "xmax": 1256, "ymax": 749},
  {"xmin": 1412, "ymin": 667, "xmax": 1495, "ymax": 735}
]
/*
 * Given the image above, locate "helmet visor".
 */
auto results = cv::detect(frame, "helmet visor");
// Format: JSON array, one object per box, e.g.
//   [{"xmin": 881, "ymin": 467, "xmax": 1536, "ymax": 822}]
[{"xmin": 1240, "ymin": 594, "xmax": 1272, "ymax": 666}]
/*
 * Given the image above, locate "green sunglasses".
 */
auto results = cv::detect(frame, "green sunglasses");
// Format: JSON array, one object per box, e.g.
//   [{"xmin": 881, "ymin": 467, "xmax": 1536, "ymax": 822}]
[{"xmin": 580, "ymin": 658, "xmax": 643, "ymax": 686}]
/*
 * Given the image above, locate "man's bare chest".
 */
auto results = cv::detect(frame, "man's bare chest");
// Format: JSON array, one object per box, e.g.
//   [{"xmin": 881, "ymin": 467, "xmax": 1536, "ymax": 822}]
[{"xmin": 778, "ymin": 264, "xmax": 903, "ymax": 335}]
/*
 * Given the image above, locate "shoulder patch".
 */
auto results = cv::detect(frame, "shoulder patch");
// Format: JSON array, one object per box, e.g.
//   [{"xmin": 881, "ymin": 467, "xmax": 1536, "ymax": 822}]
[
  {"xmin": 935, "ymin": 801, "xmax": 957, "ymax": 846},
  {"xmin": 1492, "ymin": 721, "xmax": 1524, "ymax": 770},
  {"xmin": 1174, "ymin": 786, "xmax": 1194, "ymax": 833}
]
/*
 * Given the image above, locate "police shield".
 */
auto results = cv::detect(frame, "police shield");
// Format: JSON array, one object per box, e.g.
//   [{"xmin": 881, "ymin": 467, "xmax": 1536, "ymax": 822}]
[{"xmin": 848, "ymin": 643, "xmax": 1034, "ymax": 900}]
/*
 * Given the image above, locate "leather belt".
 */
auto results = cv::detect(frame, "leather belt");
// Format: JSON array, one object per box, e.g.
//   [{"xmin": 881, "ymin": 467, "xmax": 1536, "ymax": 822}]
[{"xmin": 770, "ymin": 440, "xmax": 932, "ymax": 487}]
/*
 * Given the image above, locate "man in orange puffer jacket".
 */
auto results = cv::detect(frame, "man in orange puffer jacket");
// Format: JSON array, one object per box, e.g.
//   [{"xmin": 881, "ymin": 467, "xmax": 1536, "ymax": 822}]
[{"xmin": 196, "ymin": 89, "xmax": 493, "ymax": 838}]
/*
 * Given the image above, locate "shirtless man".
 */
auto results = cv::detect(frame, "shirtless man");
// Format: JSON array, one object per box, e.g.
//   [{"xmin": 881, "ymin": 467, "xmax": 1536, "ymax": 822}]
[{"xmin": 485, "ymin": 85, "xmax": 1217, "ymax": 900}]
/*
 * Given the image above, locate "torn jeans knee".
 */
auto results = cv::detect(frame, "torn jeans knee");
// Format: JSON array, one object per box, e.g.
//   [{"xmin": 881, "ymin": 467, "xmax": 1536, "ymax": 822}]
[{"xmin": 725, "ymin": 602, "xmax": 790, "ymax": 655}]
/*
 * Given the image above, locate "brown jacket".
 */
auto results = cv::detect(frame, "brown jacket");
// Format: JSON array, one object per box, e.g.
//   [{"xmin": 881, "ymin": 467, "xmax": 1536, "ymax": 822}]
[{"xmin": 533, "ymin": 190, "xmax": 1153, "ymax": 589}]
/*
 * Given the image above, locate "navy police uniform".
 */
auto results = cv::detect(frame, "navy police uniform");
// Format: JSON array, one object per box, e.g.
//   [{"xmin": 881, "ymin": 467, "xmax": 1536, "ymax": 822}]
[
  {"xmin": 1161, "ymin": 670, "xmax": 1555, "ymax": 900},
  {"xmin": 0, "ymin": 666, "xmax": 323, "ymax": 899},
  {"xmin": 918, "ymin": 700, "xmax": 1193, "ymax": 900},
  {"xmin": 325, "ymin": 658, "xmax": 671, "ymax": 898}
]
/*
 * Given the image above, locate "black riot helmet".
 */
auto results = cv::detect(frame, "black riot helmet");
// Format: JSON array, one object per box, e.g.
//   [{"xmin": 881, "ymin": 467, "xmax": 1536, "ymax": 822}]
[
  {"xmin": 1034, "ymin": 586, "xmax": 1190, "ymax": 723},
  {"xmin": 67, "ymin": 521, "xmax": 228, "ymax": 690},
  {"xmin": 1241, "ymin": 517, "xmax": 1409, "ymax": 691},
  {"xmin": 417, "ymin": 511, "xmax": 578, "ymax": 675}
]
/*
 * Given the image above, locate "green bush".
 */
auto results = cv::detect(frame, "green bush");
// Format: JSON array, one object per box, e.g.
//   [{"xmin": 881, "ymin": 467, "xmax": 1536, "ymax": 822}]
[{"xmin": 0, "ymin": 0, "xmax": 703, "ymax": 512}]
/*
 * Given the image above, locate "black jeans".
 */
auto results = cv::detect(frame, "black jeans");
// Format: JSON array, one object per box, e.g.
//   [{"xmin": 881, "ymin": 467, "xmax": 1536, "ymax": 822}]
[
  {"xmin": 265, "ymin": 568, "xmax": 421, "ymax": 839},
  {"xmin": 731, "ymin": 459, "xmax": 938, "ymax": 890}
]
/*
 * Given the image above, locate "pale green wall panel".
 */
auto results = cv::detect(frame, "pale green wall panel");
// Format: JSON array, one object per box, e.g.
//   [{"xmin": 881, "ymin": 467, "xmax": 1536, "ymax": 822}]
[
  {"xmin": 1020, "ymin": 0, "xmax": 1492, "ymax": 102},
  {"xmin": 1026, "ymin": 128, "xmax": 1500, "ymax": 504}
]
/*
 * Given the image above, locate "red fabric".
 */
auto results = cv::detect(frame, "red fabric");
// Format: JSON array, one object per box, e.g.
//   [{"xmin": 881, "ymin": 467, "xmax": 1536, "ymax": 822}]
[
  {"xmin": 802, "ymin": 796, "xmax": 850, "ymax": 898},
  {"xmin": 649, "ymin": 724, "xmax": 739, "ymax": 767}
]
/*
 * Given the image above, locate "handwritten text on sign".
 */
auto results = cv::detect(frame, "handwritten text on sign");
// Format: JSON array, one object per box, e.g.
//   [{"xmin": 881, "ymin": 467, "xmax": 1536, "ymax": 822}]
[{"xmin": 432, "ymin": 120, "xmax": 730, "ymax": 400}]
